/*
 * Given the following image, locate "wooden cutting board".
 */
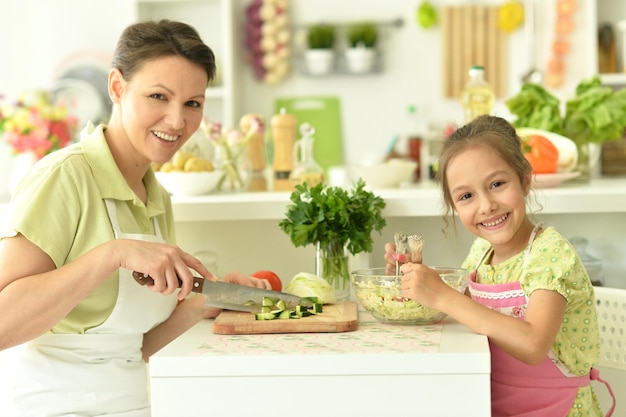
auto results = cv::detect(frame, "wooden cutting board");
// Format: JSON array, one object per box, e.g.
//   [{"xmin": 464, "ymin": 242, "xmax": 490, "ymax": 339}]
[
  {"xmin": 441, "ymin": 5, "xmax": 508, "ymax": 99},
  {"xmin": 273, "ymin": 96, "xmax": 344, "ymax": 173},
  {"xmin": 212, "ymin": 301, "xmax": 359, "ymax": 335}
]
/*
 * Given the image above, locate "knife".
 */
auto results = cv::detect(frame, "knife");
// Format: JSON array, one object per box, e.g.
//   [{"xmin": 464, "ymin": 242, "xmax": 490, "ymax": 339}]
[{"xmin": 132, "ymin": 271, "xmax": 311, "ymax": 313}]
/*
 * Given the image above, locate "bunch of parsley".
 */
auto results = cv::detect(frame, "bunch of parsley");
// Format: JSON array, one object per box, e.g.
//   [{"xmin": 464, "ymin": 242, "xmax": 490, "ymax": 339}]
[{"xmin": 278, "ymin": 179, "xmax": 386, "ymax": 256}]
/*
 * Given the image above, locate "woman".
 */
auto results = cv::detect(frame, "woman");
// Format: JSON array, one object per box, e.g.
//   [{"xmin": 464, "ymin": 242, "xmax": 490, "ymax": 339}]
[
  {"xmin": 385, "ymin": 115, "xmax": 614, "ymax": 416},
  {"xmin": 0, "ymin": 20, "xmax": 269, "ymax": 417}
]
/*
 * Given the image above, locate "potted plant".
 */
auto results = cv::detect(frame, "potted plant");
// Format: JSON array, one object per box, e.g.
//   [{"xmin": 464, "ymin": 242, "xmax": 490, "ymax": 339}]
[
  {"xmin": 345, "ymin": 21, "xmax": 378, "ymax": 73},
  {"xmin": 304, "ymin": 23, "xmax": 336, "ymax": 75},
  {"xmin": 279, "ymin": 179, "xmax": 386, "ymax": 300}
]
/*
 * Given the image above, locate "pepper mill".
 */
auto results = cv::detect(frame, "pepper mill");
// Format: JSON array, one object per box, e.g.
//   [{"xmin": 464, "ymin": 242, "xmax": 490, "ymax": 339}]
[
  {"xmin": 239, "ymin": 113, "xmax": 267, "ymax": 191},
  {"xmin": 271, "ymin": 108, "xmax": 297, "ymax": 192}
]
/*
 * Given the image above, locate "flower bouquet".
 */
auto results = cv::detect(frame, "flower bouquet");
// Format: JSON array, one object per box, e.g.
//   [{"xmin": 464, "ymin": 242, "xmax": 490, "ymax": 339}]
[
  {"xmin": 0, "ymin": 90, "xmax": 78, "ymax": 159},
  {"xmin": 201, "ymin": 116, "xmax": 264, "ymax": 192},
  {"xmin": 279, "ymin": 179, "xmax": 386, "ymax": 299}
]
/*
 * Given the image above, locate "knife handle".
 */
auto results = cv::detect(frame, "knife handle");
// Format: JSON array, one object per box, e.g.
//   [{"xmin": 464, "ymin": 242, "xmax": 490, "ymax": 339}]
[{"xmin": 132, "ymin": 271, "xmax": 205, "ymax": 293}]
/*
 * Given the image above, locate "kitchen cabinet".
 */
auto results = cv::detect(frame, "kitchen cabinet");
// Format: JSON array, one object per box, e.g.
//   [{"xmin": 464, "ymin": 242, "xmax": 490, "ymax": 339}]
[
  {"xmin": 134, "ymin": 0, "xmax": 237, "ymax": 126},
  {"xmin": 149, "ymin": 313, "xmax": 491, "ymax": 417}
]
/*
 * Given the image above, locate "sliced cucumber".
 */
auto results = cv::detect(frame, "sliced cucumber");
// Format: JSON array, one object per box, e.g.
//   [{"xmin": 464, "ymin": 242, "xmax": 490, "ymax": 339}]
[{"xmin": 253, "ymin": 297, "xmax": 324, "ymax": 321}]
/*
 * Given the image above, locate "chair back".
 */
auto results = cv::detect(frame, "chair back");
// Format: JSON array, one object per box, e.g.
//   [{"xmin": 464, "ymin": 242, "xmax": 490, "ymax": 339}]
[{"xmin": 594, "ymin": 286, "xmax": 626, "ymax": 371}]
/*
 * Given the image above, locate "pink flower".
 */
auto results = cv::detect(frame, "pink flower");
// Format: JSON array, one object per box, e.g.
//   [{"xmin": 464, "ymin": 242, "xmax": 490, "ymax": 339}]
[{"xmin": 0, "ymin": 90, "xmax": 78, "ymax": 159}]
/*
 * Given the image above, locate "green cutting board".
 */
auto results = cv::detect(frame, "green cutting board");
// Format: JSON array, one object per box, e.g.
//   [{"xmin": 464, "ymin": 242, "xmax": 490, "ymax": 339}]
[{"xmin": 274, "ymin": 96, "xmax": 344, "ymax": 173}]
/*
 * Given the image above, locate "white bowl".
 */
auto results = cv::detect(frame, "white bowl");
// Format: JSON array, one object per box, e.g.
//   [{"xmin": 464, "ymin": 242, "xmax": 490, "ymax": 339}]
[
  {"xmin": 155, "ymin": 171, "xmax": 222, "ymax": 196},
  {"xmin": 351, "ymin": 159, "xmax": 417, "ymax": 189}
]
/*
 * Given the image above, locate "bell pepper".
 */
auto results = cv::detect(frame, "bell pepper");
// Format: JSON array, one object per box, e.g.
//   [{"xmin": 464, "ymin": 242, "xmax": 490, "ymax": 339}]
[
  {"xmin": 522, "ymin": 134, "xmax": 559, "ymax": 174},
  {"xmin": 498, "ymin": 1, "xmax": 524, "ymax": 33}
]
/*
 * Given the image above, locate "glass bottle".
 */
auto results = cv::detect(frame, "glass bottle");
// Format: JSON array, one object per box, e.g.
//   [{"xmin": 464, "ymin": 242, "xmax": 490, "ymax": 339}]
[
  {"xmin": 290, "ymin": 123, "xmax": 325, "ymax": 188},
  {"xmin": 570, "ymin": 236, "xmax": 604, "ymax": 286},
  {"xmin": 460, "ymin": 65, "xmax": 495, "ymax": 124},
  {"xmin": 271, "ymin": 108, "xmax": 297, "ymax": 192}
]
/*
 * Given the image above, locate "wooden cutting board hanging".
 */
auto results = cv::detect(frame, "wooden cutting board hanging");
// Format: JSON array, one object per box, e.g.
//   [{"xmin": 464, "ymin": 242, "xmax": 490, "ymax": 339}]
[{"xmin": 441, "ymin": 4, "xmax": 508, "ymax": 99}]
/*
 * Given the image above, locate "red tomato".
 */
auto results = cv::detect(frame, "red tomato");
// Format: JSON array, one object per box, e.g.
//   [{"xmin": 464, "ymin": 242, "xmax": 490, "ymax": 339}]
[
  {"xmin": 251, "ymin": 270, "xmax": 282, "ymax": 292},
  {"xmin": 522, "ymin": 135, "xmax": 559, "ymax": 174}
]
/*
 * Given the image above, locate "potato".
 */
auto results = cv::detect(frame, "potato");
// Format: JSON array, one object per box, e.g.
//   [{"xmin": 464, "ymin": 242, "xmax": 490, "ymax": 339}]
[
  {"xmin": 184, "ymin": 157, "xmax": 214, "ymax": 172},
  {"xmin": 172, "ymin": 151, "xmax": 195, "ymax": 170},
  {"xmin": 159, "ymin": 162, "xmax": 177, "ymax": 173}
]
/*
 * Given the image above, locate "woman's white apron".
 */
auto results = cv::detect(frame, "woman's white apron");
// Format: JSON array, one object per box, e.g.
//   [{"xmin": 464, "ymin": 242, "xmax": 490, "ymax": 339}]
[{"xmin": 0, "ymin": 199, "xmax": 178, "ymax": 417}]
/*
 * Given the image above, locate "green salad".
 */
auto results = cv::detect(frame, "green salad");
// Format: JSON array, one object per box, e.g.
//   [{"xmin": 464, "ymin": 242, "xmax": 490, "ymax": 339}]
[{"xmin": 353, "ymin": 280, "xmax": 447, "ymax": 325}]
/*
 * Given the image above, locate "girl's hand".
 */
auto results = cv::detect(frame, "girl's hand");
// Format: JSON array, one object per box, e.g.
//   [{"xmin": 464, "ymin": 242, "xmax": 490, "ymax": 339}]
[
  {"xmin": 399, "ymin": 263, "xmax": 450, "ymax": 308},
  {"xmin": 384, "ymin": 242, "xmax": 398, "ymax": 275},
  {"xmin": 196, "ymin": 271, "xmax": 272, "ymax": 319},
  {"xmin": 220, "ymin": 271, "xmax": 272, "ymax": 290}
]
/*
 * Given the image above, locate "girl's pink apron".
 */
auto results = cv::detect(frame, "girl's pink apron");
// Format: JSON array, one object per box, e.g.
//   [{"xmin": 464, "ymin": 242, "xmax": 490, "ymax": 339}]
[{"xmin": 468, "ymin": 224, "xmax": 615, "ymax": 417}]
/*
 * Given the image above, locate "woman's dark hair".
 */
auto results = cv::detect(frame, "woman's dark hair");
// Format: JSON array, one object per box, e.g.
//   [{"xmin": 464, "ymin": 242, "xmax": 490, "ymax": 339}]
[
  {"xmin": 436, "ymin": 115, "xmax": 534, "ymax": 232},
  {"xmin": 112, "ymin": 19, "xmax": 216, "ymax": 85}
]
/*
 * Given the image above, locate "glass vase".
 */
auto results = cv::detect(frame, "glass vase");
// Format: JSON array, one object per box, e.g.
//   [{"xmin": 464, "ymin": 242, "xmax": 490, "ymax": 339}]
[
  {"xmin": 215, "ymin": 148, "xmax": 252, "ymax": 192},
  {"xmin": 573, "ymin": 140, "xmax": 591, "ymax": 183},
  {"xmin": 315, "ymin": 241, "xmax": 351, "ymax": 301}
]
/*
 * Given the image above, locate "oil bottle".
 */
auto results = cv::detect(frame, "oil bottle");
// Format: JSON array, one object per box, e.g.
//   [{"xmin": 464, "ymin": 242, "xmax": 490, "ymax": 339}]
[
  {"xmin": 290, "ymin": 123, "xmax": 325, "ymax": 188},
  {"xmin": 460, "ymin": 65, "xmax": 495, "ymax": 124}
]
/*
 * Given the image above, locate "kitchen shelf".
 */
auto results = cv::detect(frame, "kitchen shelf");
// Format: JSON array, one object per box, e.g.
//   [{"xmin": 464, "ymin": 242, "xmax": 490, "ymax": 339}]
[
  {"xmin": 294, "ymin": 18, "xmax": 403, "ymax": 77},
  {"xmin": 600, "ymin": 73, "xmax": 626, "ymax": 88},
  {"xmin": 165, "ymin": 177, "xmax": 626, "ymax": 222},
  {"xmin": 2, "ymin": 178, "xmax": 625, "ymax": 224}
]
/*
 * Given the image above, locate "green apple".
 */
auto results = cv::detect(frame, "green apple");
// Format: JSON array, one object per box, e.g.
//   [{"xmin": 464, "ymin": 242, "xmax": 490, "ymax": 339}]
[{"xmin": 416, "ymin": 2, "xmax": 437, "ymax": 29}]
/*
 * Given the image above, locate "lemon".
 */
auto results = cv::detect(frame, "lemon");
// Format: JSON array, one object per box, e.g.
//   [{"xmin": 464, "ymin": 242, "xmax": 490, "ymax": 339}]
[{"xmin": 498, "ymin": 1, "xmax": 524, "ymax": 33}]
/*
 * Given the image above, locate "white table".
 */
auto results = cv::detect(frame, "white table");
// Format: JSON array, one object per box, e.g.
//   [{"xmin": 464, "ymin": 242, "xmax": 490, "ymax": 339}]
[{"xmin": 149, "ymin": 312, "xmax": 491, "ymax": 417}]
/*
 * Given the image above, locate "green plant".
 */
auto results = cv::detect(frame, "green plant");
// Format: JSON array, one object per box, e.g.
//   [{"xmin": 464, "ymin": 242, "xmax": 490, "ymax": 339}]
[
  {"xmin": 347, "ymin": 22, "xmax": 378, "ymax": 48},
  {"xmin": 279, "ymin": 179, "xmax": 386, "ymax": 256},
  {"xmin": 306, "ymin": 23, "xmax": 336, "ymax": 49}
]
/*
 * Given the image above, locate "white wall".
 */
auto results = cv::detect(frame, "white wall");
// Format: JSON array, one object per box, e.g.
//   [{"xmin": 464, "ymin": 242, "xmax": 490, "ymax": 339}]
[{"xmin": 231, "ymin": 0, "xmax": 598, "ymax": 166}]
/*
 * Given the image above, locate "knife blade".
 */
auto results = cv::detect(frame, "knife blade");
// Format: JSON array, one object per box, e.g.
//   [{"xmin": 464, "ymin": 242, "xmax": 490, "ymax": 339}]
[{"xmin": 132, "ymin": 271, "xmax": 311, "ymax": 313}]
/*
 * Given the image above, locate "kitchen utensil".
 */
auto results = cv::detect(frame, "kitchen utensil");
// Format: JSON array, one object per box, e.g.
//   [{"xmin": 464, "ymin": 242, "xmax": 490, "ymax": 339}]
[
  {"xmin": 132, "ymin": 271, "xmax": 311, "ymax": 313},
  {"xmin": 441, "ymin": 5, "xmax": 508, "ymax": 99},
  {"xmin": 394, "ymin": 231, "xmax": 408, "ymax": 275},
  {"xmin": 351, "ymin": 267, "xmax": 468, "ymax": 325},
  {"xmin": 407, "ymin": 234, "xmax": 424, "ymax": 263},
  {"xmin": 212, "ymin": 301, "xmax": 359, "ymax": 334},
  {"xmin": 598, "ymin": 23, "xmax": 617, "ymax": 73},
  {"xmin": 521, "ymin": 0, "xmax": 543, "ymax": 84}
]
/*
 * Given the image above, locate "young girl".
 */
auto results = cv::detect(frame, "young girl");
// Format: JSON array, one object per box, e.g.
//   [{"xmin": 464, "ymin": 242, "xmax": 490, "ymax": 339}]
[
  {"xmin": 385, "ymin": 115, "xmax": 614, "ymax": 417},
  {"xmin": 0, "ymin": 20, "xmax": 269, "ymax": 417}
]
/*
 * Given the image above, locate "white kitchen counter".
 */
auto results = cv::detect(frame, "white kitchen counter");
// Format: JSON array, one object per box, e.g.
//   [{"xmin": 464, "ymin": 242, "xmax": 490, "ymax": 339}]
[
  {"xmin": 150, "ymin": 177, "xmax": 626, "ymax": 222},
  {"xmin": 149, "ymin": 311, "xmax": 491, "ymax": 417}
]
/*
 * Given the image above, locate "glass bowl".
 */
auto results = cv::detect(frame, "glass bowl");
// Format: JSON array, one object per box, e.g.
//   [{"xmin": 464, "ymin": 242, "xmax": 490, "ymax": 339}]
[{"xmin": 351, "ymin": 267, "xmax": 468, "ymax": 325}]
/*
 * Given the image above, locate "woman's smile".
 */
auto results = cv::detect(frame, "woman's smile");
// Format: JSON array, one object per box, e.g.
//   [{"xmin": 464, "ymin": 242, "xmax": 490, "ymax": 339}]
[{"xmin": 152, "ymin": 130, "xmax": 180, "ymax": 142}]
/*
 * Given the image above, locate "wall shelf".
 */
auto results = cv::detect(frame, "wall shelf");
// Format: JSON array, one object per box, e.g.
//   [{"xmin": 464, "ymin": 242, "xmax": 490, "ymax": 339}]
[{"xmin": 294, "ymin": 18, "xmax": 404, "ymax": 77}]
